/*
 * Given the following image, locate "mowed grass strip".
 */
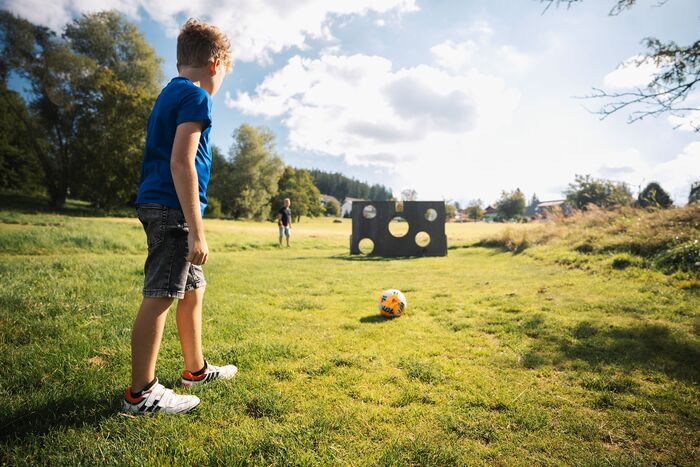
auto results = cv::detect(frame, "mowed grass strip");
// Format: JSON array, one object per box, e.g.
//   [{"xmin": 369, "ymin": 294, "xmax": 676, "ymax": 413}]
[{"xmin": 0, "ymin": 212, "xmax": 698, "ymax": 465}]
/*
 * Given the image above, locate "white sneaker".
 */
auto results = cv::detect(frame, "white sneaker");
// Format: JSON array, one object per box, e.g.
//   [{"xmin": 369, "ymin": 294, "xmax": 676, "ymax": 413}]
[
  {"xmin": 122, "ymin": 379, "xmax": 200, "ymax": 414},
  {"xmin": 181, "ymin": 360, "xmax": 238, "ymax": 387}
]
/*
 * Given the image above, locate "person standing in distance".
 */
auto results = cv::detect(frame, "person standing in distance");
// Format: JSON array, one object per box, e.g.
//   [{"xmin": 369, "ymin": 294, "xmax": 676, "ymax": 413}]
[{"xmin": 278, "ymin": 198, "xmax": 292, "ymax": 247}]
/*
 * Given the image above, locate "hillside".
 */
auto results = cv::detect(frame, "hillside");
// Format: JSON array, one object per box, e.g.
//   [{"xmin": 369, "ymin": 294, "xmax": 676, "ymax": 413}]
[{"xmin": 477, "ymin": 204, "xmax": 700, "ymax": 281}]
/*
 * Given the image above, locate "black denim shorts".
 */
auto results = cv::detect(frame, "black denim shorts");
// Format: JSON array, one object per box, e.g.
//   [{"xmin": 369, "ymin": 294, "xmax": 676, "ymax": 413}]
[{"xmin": 137, "ymin": 204, "xmax": 206, "ymax": 299}]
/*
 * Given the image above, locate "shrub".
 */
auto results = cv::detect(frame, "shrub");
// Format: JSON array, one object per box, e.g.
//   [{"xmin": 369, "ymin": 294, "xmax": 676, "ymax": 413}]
[
  {"xmin": 637, "ymin": 182, "xmax": 673, "ymax": 208},
  {"xmin": 205, "ymin": 197, "xmax": 223, "ymax": 218},
  {"xmin": 655, "ymin": 239, "xmax": 700, "ymax": 273}
]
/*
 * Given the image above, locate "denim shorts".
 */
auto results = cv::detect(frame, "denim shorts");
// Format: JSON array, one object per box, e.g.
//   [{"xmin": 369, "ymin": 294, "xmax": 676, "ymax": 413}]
[
  {"xmin": 279, "ymin": 225, "xmax": 291, "ymax": 237},
  {"xmin": 137, "ymin": 204, "xmax": 206, "ymax": 299}
]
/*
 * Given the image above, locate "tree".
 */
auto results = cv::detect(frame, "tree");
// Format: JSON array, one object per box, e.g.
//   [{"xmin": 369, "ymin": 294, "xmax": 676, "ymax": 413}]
[
  {"xmin": 0, "ymin": 11, "xmax": 161, "ymax": 208},
  {"xmin": 689, "ymin": 181, "xmax": 700, "ymax": 204},
  {"xmin": 637, "ymin": 181, "xmax": 673, "ymax": 208},
  {"xmin": 228, "ymin": 124, "xmax": 284, "ymax": 220},
  {"xmin": 543, "ymin": 0, "xmax": 700, "ymax": 131},
  {"xmin": 401, "ymin": 188, "xmax": 418, "ymax": 201},
  {"xmin": 564, "ymin": 174, "xmax": 633, "ymax": 210},
  {"xmin": 0, "ymin": 84, "xmax": 44, "ymax": 193},
  {"xmin": 496, "ymin": 189, "xmax": 526, "ymax": 220},
  {"xmin": 206, "ymin": 145, "xmax": 236, "ymax": 214},
  {"xmin": 445, "ymin": 202, "xmax": 456, "ymax": 220},
  {"xmin": 271, "ymin": 166, "xmax": 323, "ymax": 222},
  {"xmin": 323, "ymin": 198, "xmax": 340, "ymax": 217},
  {"xmin": 526, "ymin": 193, "xmax": 541, "ymax": 217},
  {"xmin": 466, "ymin": 199, "xmax": 484, "ymax": 221}
]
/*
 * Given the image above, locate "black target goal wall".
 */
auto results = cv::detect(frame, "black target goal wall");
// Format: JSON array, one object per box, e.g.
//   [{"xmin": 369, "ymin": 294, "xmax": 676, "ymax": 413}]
[{"xmin": 350, "ymin": 201, "xmax": 447, "ymax": 257}]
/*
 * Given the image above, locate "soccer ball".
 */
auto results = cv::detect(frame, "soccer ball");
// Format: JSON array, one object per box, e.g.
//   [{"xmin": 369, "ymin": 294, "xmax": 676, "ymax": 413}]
[{"xmin": 378, "ymin": 289, "xmax": 407, "ymax": 318}]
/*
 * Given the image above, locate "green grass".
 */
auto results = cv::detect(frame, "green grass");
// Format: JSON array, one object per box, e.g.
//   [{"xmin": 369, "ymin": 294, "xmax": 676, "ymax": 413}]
[{"xmin": 0, "ymin": 207, "xmax": 698, "ymax": 465}]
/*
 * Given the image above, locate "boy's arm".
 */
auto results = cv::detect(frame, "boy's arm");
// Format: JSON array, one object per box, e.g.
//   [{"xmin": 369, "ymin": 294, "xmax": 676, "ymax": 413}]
[{"xmin": 171, "ymin": 121, "xmax": 208, "ymax": 266}]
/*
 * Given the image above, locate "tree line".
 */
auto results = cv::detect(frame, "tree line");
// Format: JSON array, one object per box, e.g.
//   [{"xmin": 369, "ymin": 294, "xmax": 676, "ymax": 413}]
[
  {"xmin": 460, "ymin": 177, "xmax": 699, "ymax": 223},
  {"xmin": 309, "ymin": 170, "xmax": 392, "ymax": 203}
]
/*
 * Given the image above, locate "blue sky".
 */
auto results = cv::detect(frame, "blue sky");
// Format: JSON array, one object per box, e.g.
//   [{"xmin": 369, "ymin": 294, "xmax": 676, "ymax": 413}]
[{"xmin": 5, "ymin": 0, "xmax": 699, "ymax": 205}]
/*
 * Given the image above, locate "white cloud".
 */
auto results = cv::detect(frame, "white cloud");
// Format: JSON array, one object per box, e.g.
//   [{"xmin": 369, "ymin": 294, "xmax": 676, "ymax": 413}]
[
  {"xmin": 603, "ymin": 55, "xmax": 658, "ymax": 89},
  {"xmin": 468, "ymin": 20, "xmax": 494, "ymax": 41},
  {"xmin": 228, "ymin": 53, "xmax": 520, "ymax": 172},
  {"xmin": 2, "ymin": 0, "xmax": 419, "ymax": 63},
  {"xmin": 669, "ymin": 111, "xmax": 700, "ymax": 132},
  {"xmin": 430, "ymin": 22, "xmax": 533, "ymax": 76},
  {"xmin": 228, "ymin": 51, "xmax": 534, "ymax": 202},
  {"xmin": 649, "ymin": 141, "xmax": 700, "ymax": 204},
  {"xmin": 497, "ymin": 45, "xmax": 534, "ymax": 74},
  {"xmin": 430, "ymin": 40, "xmax": 479, "ymax": 72},
  {"xmin": 375, "ymin": 19, "xmax": 386, "ymax": 27}
]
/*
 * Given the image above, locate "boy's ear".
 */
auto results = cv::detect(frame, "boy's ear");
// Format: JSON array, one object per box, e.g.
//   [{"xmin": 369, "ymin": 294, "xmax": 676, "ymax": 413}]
[{"xmin": 209, "ymin": 58, "xmax": 221, "ymax": 76}]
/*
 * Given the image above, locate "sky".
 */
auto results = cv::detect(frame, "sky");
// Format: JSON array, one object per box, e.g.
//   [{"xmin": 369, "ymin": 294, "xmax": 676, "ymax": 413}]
[{"xmin": 4, "ymin": 0, "xmax": 699, "ymax": 205}]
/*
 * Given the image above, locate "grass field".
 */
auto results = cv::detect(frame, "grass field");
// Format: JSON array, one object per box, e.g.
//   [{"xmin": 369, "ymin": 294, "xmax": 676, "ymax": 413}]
[{"xmin": 1, "ymin": 208, "xmax": 698, "ymax": 465}]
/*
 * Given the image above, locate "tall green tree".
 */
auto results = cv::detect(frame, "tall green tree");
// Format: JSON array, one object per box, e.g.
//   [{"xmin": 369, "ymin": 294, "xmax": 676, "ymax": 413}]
[
  {"xmin": 496, "ymin": 189, "xmax": 526, "ymax": 220},
  {"xmin": 0, "ymin": 84, "xmax": 44, "ymax": 192},
  {"xmin": 564, "ymin": 174, "xmax": 633, "ymax": 210},
  {"xmin": 466, "ymin": 199, "xmax": 484, "ymax": 221},
  {"xmin": 206, "ymin": 145, "xmax": 236, "ymax": 214},
  {"xmin": 637, "ymin": 182, "xmax": 673, "ymax": 209},
  {"xmin": 228, "ymin": 124, "xmax": 284, "ymax": 220},
  {"xmin": 0, "ymin": 10, "xmax": 161, "ymax": 208},
  {"xmin": 271, "ymin": 166, "xmax": 323, "ymax": 222}
]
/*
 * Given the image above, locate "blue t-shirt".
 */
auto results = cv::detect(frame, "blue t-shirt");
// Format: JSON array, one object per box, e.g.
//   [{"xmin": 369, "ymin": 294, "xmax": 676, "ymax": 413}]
[{"xmin": 136, "ymin": 77, "xmax": 213, "ymax": 215}]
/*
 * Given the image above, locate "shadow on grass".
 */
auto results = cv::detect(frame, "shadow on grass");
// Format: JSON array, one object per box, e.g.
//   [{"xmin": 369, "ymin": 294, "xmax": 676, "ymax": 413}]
[
  {"xmin": 0, "ymin": 391, "xmax": 119, "ymax": 442},
  {"xmin": 360, "ymin": 314, "xmax": 392, "ymax": 324},
  {"xmin": 331, "ymin": 254, "xmax": 421, "ymax": 262},
  {"xmin": 529, "ymin": 322, "xmax": 700, "ymax": 384}
]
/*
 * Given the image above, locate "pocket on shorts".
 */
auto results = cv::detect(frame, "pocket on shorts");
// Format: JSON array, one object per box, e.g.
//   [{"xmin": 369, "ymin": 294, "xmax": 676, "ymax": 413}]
[{"xmin": 137, "ymin": 205, "xmax": 166, "ymax": 250}]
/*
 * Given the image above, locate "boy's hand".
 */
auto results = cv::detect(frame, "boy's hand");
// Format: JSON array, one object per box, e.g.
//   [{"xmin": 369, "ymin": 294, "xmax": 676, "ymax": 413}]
[{"xmin": 187, "ymin": 231, "xmax": 209, "ymax": 265}]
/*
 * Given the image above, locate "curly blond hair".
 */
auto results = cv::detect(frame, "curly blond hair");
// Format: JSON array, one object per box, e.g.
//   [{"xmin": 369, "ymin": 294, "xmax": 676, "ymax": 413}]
[{"xmin": 177, "ymin": 18, "xmax": 232, "ymax": 72}]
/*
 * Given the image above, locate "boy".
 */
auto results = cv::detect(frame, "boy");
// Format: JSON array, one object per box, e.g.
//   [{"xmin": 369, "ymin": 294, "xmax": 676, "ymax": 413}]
[
  {"xmin": 122, "ymin": 19, "xmax": 236, "ymax": 414},
  {"xmin": 278, "ymin": 198, "xmax": 292, "ymax": 247}
]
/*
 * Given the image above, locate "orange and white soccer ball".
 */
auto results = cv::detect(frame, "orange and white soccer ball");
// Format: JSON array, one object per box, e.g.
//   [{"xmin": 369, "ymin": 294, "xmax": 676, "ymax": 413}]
[{"xmin": 378, "ymin": 289, "xmax": 407, "ymax": 318}]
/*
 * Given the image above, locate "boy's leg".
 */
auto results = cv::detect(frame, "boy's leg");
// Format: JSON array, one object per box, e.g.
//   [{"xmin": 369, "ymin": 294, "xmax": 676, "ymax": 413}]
[
  {"xmin": 131, "ymin": 296, "xmax": 173, "ymax": 391},
  {"xmin": 278, "ymin": 225, "xmax": 283, "ymax": 246},
  {"xmin": 176, "ymin": 287, "xmax": 206, "ymax": 373},
  {"xmin": 286, "ymin": 227, "xmax": 291, "ymax": 247}
]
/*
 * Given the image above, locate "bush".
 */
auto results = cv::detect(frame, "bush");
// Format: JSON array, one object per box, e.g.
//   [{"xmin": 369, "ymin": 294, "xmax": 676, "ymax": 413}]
[
  {"xmin": 477, "ymin": 226, "xmax": 558, "ymax": 253},
  {"xmin": 655, "ymin": 240, "xmax": 700, "ymax": 273},
  {"xmin": 564, "ymin": 174, "xmax": 633, "ymax": 210},
  {"xmin": 637, "ymin": 182, "xmax": 673, "ymax": 208},
  {"xmin": 205, "ymin": 197, "xmax": 223, "ymax": 218}
]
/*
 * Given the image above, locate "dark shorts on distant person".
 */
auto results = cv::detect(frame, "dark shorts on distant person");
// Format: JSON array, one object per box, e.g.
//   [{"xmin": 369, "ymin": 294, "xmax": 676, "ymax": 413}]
[{"xmin": 137, "ymin": 204, "xmax": 206, "ymax": 299}]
